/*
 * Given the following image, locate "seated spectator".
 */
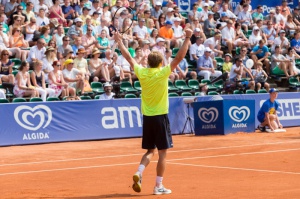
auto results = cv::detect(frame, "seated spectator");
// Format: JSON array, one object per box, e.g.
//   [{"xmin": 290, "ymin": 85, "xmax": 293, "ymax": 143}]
[
  {"xmin": 133, "ymin": 18, "xmax": 149, "ymax": 41},
  {"xmin": 34, "ymin": 0, "xmax": 48, "ymax": 16},
  {"xmin": 152, "ymin": 37, "xmax": 166, "ymax": 59},
  {"xmin": 253, "ymin": 61, "xmax": 270, "ymax": 91},
  {"xmin": 25, "ymin": 17, "xmax": 38, "ymax": 46},
  {"xmin": 13, "ymin": 61, "xmax": 39, "ymax": 98},
  {"xmin": 0, "ymin": 14, "xmax": 9, "ymax": 34},
  {"xmin": 149, "ymin": 28, "xmax": 158, "ymax": 48},
  {"xmin": 239, "ymin": 45, "xmax": 250, "ymax": 65},
  {"xmin": 250, "ymin": 40, "xmax": 270, "ymax": 74},
  {"xmin": 40, "ymin": 25, "xmax": 52, "ymax": 43},
  {"xmin": 49, "ymin": 0, "xmax": 66, "ymax": 25},
  {"xmin": 0, "ymin": 50, "xmax": 14, "ymax": 84},
  {"xmin": 158, "ymin": 20, "xmax": 177, "ymax": 49},
  {"xmin": 271, "ymin": 30, "xmax": 290, "ymax": 54},
  {"xmin": 286, "ymin": 47, "xmax": 300, "ymax": 75},
  {"xmin": 197, "ymin": 47, "xmax": 222, "ymax": 80},
  {"xmin": 102, "ymin": 3, "xmax": 111, "ymax": 23},
  {"xmin": 97, "ymin": 30, "xmax": 110, "ymax": 54},
  {"xmin": 203, "ymin": 11, "xmax": 217, "ymax": 38},
  {"xmin": 290, "ymin": 31, "xmax": 300, "ymax": 55},
  {"xmin": 0, "ymin": 23, "xmax": 21, "ymax": 59},
  {"xmin": 221, "ymin": 20, "xmax": 235, "ymax": 54},
  {"xmin": 62, "ymin": 59, "xmax": 85, "ymax": 95},
  {"xmin": 265, "ymin": 9, "xmax": 277, "ymax": 27},
  {"xmin": 134, "ymin": 48, "xmax": 144, "ymax": 65},
  {"xmin": 102, "ymin": 50, "xmax": 125, "ymax": 81},
  {"xmin": 9, "ymin": 27, "xmax": 29, "ymax": 61},
  {"xmin": 222, "ymin": 53, "xmax": 233, "ymax": 74},
  {"xmin": 176, "ymin": 58, "xmax": 197, "ymax": 80},
  {"xmin": 62, "ymin": 0, "xmax": 75, "ymax": 26},
  {"xmin": 155, "ymin": 13, "xmax": 166, "ymax": 30},
  {"xmin": 73, "ymin": 48, "xmax": 89, "ymax": 78},
  {"xmin": 23, "ymin": 2, "xmax": 35, "ymax": 22},
  {"xmin": 82, "ymin": 25, "xmax": 99, "ymax": 56},
  {"xmin": 164, "ymin": 48, "xmax": 179, "ymax": 82},
  {"xmin": 216, "ymin": 12, "xmax": 229, "ymax": 31},
  {"xmin": 9, "ymin": 5, "xmax": 28, "ymax": 26},
  {"xmin": 151, "ymin": 2, "xmax": 164, "ymax": 27},
  {"xmin": 82, "ymin": 17, "xmax": 96, "ymax": 36},
  {"xmin": 196, "ymin": 83, "xmax": 208, "ymax": 96},
  {"xmin": 36, "ymin": 8, "xmax": 50, "ymax": 27},
  {"xmin": 165, "ymin": 8, "xmax": 175, "ymax": 22},
  {"xmin": 285, "ymin": 14, "xmax": 299, "ymax": 36},
  {"xmin": 237, "ymin": 4, "xmax": 253, "ymax": 32},
  {"xmin": 203, "ymin": 32, "xmax": 223, "ymax": 57},
  {"xmin": 4, "ymin": 0, "xmax": 18, "ymax": 17},
  {"xmin": 71, "ymin": 36, "xmax": 84, "ymax": 55},
  {"xmin": 99, "ymin": 82, "xmax": 114, "ymax": 100},
  {"xmin": 271, "ymin": 45, "xmax": 294, "ymax": 78},
  {"xmin": 116, "ymin": 54, "xmax": 135, "ymax": 84},
  {"xmin": 30, "ymin": 61, "xmax": 56, "ymax": 101},
  {"xmin": 27, "ymin": 38, "xmax": 47, "ymax": 69},
  {"xmin": 249, "ymin": 26, "xmax": 262, "ymax": 48},
  {"xmin": 147, "ymin": 18, "xmax": 156, "ymax": 35},
  {"xmin": 292, "ymin": 6, "xmax": 300, "ymax": 26},
  {"xmin": 189, "ymin": 36, "xmax": 205, "ymax": 65},
  {"xmin": 188, "ymin": 3, "xmax": 200, "ymax": 23},
  {"xmin": 57, "ymin": 36, "xmax": 72, "ymax": 60},
  {"xmin": 9, "ymin": 16, "xmax": 25, "ymax": 36},
  {"xmin": 263, "ymin": 21, "xmax": 278, "ymax": 46},
  {"xmin": 67, "ymin": 18, "xmax": 83, "ymax": 42},
  {"xmin": 141, "ymin": 40, "xmax": 151, "ymax": 58},
  {"xmin": 52, "ymin": 24, "xmax": 65, "ymax": 47},
  {"xmin": 121, "ymin": 18, "xmax": 134, "ymax": 48},
  {"xmin": 42, "ymin": 47, "xmax": 57, "ymax": 82},
  {"xmin": 89, "ymin": 48, "xmax": 110, "ymax": 82},
  {"xmin": 234, "ymin": 22, "xmax": 250, "ymax": 48},
  {"xmin": 48, "ymin": 60, "xmax": 71, "ymax": 98},
  {"xmin": 274, "ymin": 6, "xmax": 286, "ymax": 28},
  {"xmin": 252, "ymin": 5, "xmax": 264, "ymax": 23},
  {"xmin": 219, "ymin": 3, "xmax": 236, "ymax": 19}
]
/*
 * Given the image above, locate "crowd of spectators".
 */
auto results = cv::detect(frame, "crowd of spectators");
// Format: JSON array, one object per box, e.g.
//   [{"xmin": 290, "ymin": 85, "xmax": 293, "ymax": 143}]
[{"xmin": 0, "ymin": 0, "xmax": 300, "ymax": 101}]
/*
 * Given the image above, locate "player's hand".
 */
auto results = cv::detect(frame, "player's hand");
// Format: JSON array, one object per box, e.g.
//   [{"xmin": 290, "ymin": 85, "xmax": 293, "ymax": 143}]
[
  {"xmin": 279, "ymin": 123, "xmax": 283, "ymax": 129},
  {"xmin": 114, "ymin": 30, "xmax": 122, "ymax": 43},
  {"xmin": 185, "ymin": 28, "xmax": 193, "ymax": 38}
]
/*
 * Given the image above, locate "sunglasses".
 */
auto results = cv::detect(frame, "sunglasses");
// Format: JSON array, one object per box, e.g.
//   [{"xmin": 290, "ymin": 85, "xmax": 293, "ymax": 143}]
[
  {"xmin": 64, "ymin": 40, "xmax": 70, "ymax": 41},
  {"xmin": 16, "ymin": 30, "xmax": 21, "ymax": 32},
  {"xmin": 3, "ymin": 54, "xmax": 9, "ymax": 56},
  {"xmin": 87, "ymin": 29, "xmax": 93, "ymax": 31},
  {"xmin": 56, "ymin": 65, "xmax": 61, "ymax": 66}
]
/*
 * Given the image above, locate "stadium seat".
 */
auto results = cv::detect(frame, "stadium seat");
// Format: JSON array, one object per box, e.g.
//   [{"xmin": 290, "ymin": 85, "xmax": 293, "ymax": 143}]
[
  {"xmin": 201, "ymin": 79, "xmax": 217, "ymax": 91},
  {"xmin": 120, "ymin": 81, "xmax": 137, "ymax": 93},
  {"xmin": 289, "ymin": 77, "xmax": 300, "ymax": 87},
  {"xmin": 91, "ymin": 82, "xmax": 104, "ymax": 94},
  {"xmin": 64, "ymin": 27, "xmax": 69, "ymax": 34},
  {"xmin": 258, "ymin": 89, "xmax": 268, "ymax": 93},
  {"xmin": 246, "ymin": 89, "xmax": 256, "ymax": 94},
  {"xmin": 0, "ymin": 98, "xmax": 9, "ymax": 103},
  {"xmin": 12, "ymin": 98, "xmax": 26, "ymax": 103},
  {"xmin": 94, "ymin": 95, "xmax": 101, "ymax": 99},
  {"xmin": 235, "ymin": 47, "xmax": 241, "ymax": 55},
  {"xmin": 46, "ymin": 97, "xmax": 60, "ymax": 101},
  {"xmin": 11, "ymin": 58, "xmax": 21, "ymax": 70},
  {"xmin": 115, "ymin": 48, "xmax": 122, "ymax": 55},
  {"xmin": 194, "ymin": 92, "xmax": 200, "ymax": 96},
  {"xmin": 246, "ymin": 30, "xmax": 252, "ymax": 38},
  {"xmin": 134, "ymin": 81, "xmax": 142, "ymax": 91},
  {"xmin": 12, "ymin": 70, "xmax": 18, "ymax": 76},
  {"xmin": 213, "ymin": 80, "xmax": 224, "ymax": 89},
  {"xmin": 30, "ymin": 97, "xmax": 43, "ymax": 102},
  {"xmin": 168, "ymin": 93, "xmax": 179, "ymax": 97},
  {"xmin": 124, "ymin": 93, "xmax": 137, "ymax": 98},
  {"xmin": 175, "ymin": 80, "xmax": 192, "ymax": 91},
  {"xmin": 171, "ymin": 48, "xmax": 179, "ymax": 58},
  {"xmin": 215, "ymin": 57, "xmax": 224, "ymax": 68},
  {"xmin": 181, "ymin": 92, "xmax": 193, "ymax": 96},
  {"xmin": 208, "ymin": 91, "xmax": 219, "ymax": 95},
  {"xmin": 80, "ymin": 96, "xmax": 92, "ymax": 100},
  {"xmin": 168, "ymin": 80, "xmax": 179, "ymax": 92},
  {"xmin": 188, "ymin": 79, "xmax": 199, "ymax": 90},
  {"xmin": 233, "ymin": 90, "xmax": 244, "ymax": 94}
]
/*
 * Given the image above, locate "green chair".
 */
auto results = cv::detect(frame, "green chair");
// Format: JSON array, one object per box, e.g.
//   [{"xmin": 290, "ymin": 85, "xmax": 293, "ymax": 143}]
[
  {"xmin": 46, "ymin": 97, "xmax": 60, "ymax": 101},
  {"xmin": 195, "ymin": 92, "xmax": 200, "ymax": 96},
  {"xmin": 168, "ymin": 80, "xmax": 179, "ymax": 92},
  {"xmin": 201, "ymin": 79, "xmax": 217, "ymax": 90},
  {"xmin": 0, "ymin": 98, "xmax": 9, "ymax": 103},
  {"xmin": 168, "ymin": 93, "xmax": 179, "ymax": 97},
  {"xmin": 188, "ymin": 79, "xmax": 199, "ymax": 90},
  {"xmin": 258, "ymin": 89, "xmax": 268, "ymax": 93},
  {"xmin": 12, "ymin": 98, "xmax": 26, "ymax": 103},
  {"xmin": 295, "ymin": 59, "xmax": 300, "ymax": 66},
  {"xmin": 125, "ymin": 93, "xmax": 137, "ymax": 98},
  {"xmin": 80, "ymin": 95, "xmax": 92, "ymax": 100},
  {"xmin": 64, "ymin": 27, "xmax": 69, "ymax": 34},
  {"xmin": 233, "ymin": 90, "xmax": 244, "ymax": 94},
  {"xmin": 91, "ymin": 82, "xmax": 104, "ymax": 94},
  {"xmin": 175, "ymin": 80, "xmax": 192, "ymax": 91},
  {"xmin": 246, "ymin": 89, "xmax": 256, "ymax": 94},
  {"xmin": 134, "ymin": 81, "xmax": 142, "ymax": 91},
  {"xmin": 115, "ymin": 48, "xmax": 122, "ymax": 55},
  {"xmin": 181, "ymin": 12, "xmax": 188, "ymax": 19},
  {"xmin": 213, "ymin": 80, "xmax": 224, "ymax": 89},
  {"xmin": 11, "ymin": 58, "xmax": 22, "ymax": 70},
  {"xmin": 30, "ymin": 97, "xmax": 43, "ymax": 102},
  {"xmin": 12, "ymin": 70, "xmax": 18, "ymax": 76},
  {"xmin": 289, "ymin": 77, "xmax": 300, "ymax": 87},
  {"xmin": 171, "ymin": 48, "xmax": 179, "ymax": 58},
  {"xmin": 246, "ymin": 30, "xmax": 252, "ymax": 38},
  {"xmin": 94, "ymin": 95, "xmax": 101, "ymax": 99},
  {"xmin": 215, "ymin": 57, "xmax": 224, "ymax": 68},
  {"xmin": 208, "ymin": 91, "xmax": 219, "ymax": 95},
  {"xmin": 181, "ymin": 92, "xmax": 193, "ymax": 96},
  {"xmin": 120, "ymin": 81, "xmax": 137, "ymax": 93}
]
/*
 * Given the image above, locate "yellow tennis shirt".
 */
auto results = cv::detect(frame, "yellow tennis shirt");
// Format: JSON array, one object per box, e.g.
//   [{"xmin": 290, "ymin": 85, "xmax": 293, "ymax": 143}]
[{"xmin": 134, "ymin": 64, "xmax": 171, "ymax": 116}]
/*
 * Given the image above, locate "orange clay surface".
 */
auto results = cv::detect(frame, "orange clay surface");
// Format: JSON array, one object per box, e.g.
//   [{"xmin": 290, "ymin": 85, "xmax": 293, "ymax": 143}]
[{"xmin": 1, "ymin": 127, "xmax": 300, "ymax": 199}]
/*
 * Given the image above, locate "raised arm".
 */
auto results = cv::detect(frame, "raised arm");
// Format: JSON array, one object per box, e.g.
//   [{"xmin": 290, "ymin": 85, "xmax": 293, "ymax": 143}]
[
  {"xmin": 114, "ymin": 31, "xmax": 137, "ymax": 71},
  {"xmin": 170, "ymin": 29, "xmax": 192, "ymax": 71}
]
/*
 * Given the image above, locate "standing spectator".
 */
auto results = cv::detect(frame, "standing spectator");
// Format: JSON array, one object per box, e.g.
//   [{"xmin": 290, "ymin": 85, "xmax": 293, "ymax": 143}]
[
  {"xmin": 0, "ymin": 50, "xmax": 14, "ymax": 84},
  {"xmin": 197, "ymin": 47, "xmax": 222, "ymax": 80},
  {"xmin": 13, "ymin": 61, "xmax": 39, "ymax": 98}
]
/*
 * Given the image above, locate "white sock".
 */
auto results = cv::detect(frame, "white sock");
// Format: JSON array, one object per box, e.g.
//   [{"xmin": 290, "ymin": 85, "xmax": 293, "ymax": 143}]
[
  {"xmin": 137, "ymin": 164, "xmax": 145, "ymax": 174},
  {"xmin": 156, "ymin": 176, "xmax": 163, "ymax": 188}
]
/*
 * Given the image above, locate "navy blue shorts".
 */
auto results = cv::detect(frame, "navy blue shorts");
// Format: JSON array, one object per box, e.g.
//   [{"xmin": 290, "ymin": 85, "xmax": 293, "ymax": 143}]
[{"xmin": 142, "ymin": 114, "xmax": 173, "ymax": 150}]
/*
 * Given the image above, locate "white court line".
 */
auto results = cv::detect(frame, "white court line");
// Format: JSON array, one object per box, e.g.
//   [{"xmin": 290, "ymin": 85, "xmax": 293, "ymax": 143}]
[
  {"xmin": 167, "ymin": 148, "xmax": 300, "ymax": 162},
  {"xmin": 0, "ymin": 148, "xmax": 299, "ymax": 177},
  {"xmin": 1, "ymin": 140, "xmax": 300, "ymax": 167},
  {"xmin": 168, "ymin": 162, "xmax": 300, "ymax": 175}
]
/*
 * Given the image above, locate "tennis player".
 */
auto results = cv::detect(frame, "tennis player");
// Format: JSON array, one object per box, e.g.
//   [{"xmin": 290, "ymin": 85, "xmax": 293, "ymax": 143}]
[{"xmin": 114, "ymin": 29, "xmax": 192, "ymax": 195}]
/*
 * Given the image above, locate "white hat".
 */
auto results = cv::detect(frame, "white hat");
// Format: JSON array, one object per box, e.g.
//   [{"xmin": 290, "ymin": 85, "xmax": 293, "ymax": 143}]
[
  {"xmin": 205, "ymin": 47, "xmax": 212, "ymax": 52},
  {"xmin": 103, "ymin": 82, "xmax": 112, "ymax": 88},
  {"xmin": 174, "ymin": 17, "xmax": 181, "ymax": 22},
  {"xmin": 74, "ymin": 18, "xmax": 83, "ymax": 23},
  {"xmin": 253, "ymin": 26, "xmax": 259, "ymax": 30},
  {"xmin": 156, "ymin": 2, "xmax": 162, "ymax": 6},
  {"xmin": 167, "ymin": 8, "xmax": 174, "ymax": 12},
  {"xmin": 156, "ymin": 37, "xmax": 165, "ymax": 43},
  {"xmin": 279, "ymin": 30, "xmax": 286, "ymax": 33},
  {"xmin": 194, "ymin": 28, "xmax": 201, "ymax": 32},
  {"xmin": 203, "ymin": 3, "xmax": 209, "ymax": 7}
]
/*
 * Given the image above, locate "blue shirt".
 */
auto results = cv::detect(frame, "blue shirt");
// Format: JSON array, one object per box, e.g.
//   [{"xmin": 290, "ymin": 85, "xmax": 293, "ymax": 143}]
[
  {"xmin": 252, "ymin": 45, "xmax": 269, "ymax": 59},
  {"xmin": 71, "ymin": 45, "xmax": 84, "ymax": 55},
  {"xmin": 257, "ymin": 99, "xmax": 280, "ymax": 122},
  {"xmin": 291, "ymin": 39, "xmax": 300, "ymax": 52},
  {"xmin": 177, "ymin": 58, "xmax": 188, "ymax": 72},
  {"xmin": 62, "ymin": 5, "xmax": 74, "ymax": 20},
  {"xmin": 197, "ymin": 55, "xmax": 213, "ymax": 73}
]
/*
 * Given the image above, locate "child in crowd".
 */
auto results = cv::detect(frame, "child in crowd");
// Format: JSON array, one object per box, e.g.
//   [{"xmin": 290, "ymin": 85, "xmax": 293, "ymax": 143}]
[{"xmin": 253, "ymin": 61, "xmax": 269, "ymax": 91}]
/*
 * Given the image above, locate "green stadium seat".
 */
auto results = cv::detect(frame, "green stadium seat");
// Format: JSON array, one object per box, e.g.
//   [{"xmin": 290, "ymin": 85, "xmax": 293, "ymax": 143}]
[
  {"xmin": 125, "ymin": 93, "xmax": 137, "ymax": 98},
  {"xmin": 171, "ymin": 48, "xmax": 179, "ymax": 58},
  {"xmin": 12, "ymin": 70, "xmax": 18, "ymax": 76},
  {"xmin": 201, "ymin": 79, "xmax": 217, "ymax": 90},
  {"xmin": 46, "ymin": 97, "xmax": 60, "ymax": 101},
  {"xmin": 181, "ymin": 92, "xmax": 193, "ymax": 96},
  {"xmin": 215, "ymin": 57, "xmax": 224, "ymax": 68},
  {"xmin": 168, "ymin": 92, "xmax": 179, "ymax": 97},
  {"xmin": 120, "ymin": 81, "xmax": 137, "ymax": 93},
  {"xmin": 94, "ymin": 95, "xmax": 101, "ymax": 99},
  {"xmin": 175, "ymin": 80, "xmax": 192, "ymax": 91},
  {"xmin": 91, "ymin": 82, "xmax": 104, "ymax": 94},
  {"xmin": 188, "ymin": 79, "xmax": 199, "ymax": 90},
  {"xmin": 0, "ymin": 98, "xmax": 9, "ymax": 103},
  {"xmin": 12, "ymin": 98, "xmax": 26, "ymax": 103},
  {"xmin": 208, "ymin": 91, "xmax": 218, "ymax": 95},
  {"xmin": 168, "ymin": 80, "xmax": 179, "ymax": 92},
  {"xmin": 258, "ymin": 89, "xmax": 268, "ymax": 93},
  {"xmin": 80, "ymin": 95, "xmax": 92, "ymax": 100},
  {"xmin": 64, "ymin": 27, "xmax": 69, "ymax": 34},
  {"xmin": 11, "ymin": 58, "xmax": 22, "ymax": 70},
  {"xmin": 30, "ymin": 97, "xmax": 43, "ymax": 102},
  {"xmin": 213, "ymin": 80, "xmax": 224, "ymax": 89},
  {"xmin": 233, "ymin": 90, "xmax": 244, "ymax": 94},
  {"xmin": 194, "ymin": 92, "xmax": 200, "ymax": 96},
  {"xmin": 246, "ymin": 89, "xmax": 256, "ymax": 94},
  {"xmin": 134, "ymin": 81, "xmax": 142, "ymax": 91},
  {"xmin": 115, "ymin": 48, "xmax": 122, "ymax": 55},
  {"xmin": 289, "ymin": 77, "xmax": 300, "ymax": 87}
]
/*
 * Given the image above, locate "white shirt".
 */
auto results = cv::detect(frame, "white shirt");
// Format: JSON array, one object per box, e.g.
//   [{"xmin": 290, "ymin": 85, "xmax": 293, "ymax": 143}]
[
  {"xmin": 249, "ymin": 35, "xmax": 262, "ymax": 46},
  {"xmin": 275, "ymin": 13, "xmax": 286, "ymax": 24},
  {"xmin": 96, "ymin": 25, "xmax": 109, "ymax": 36},
  {"xmin": 272, "ymin": 37, "xmax": 290, "ymax": 52},
  {"xmin": 36, "ymin": 16, "xmax": 50, "ymax": 27},
  {"xmin": 27, "ymin": 46, "xmax": 46, "ymax": 62},
  {"xmin": 62, "ymin": 68, "xmax": 80, "ymax": 80},
  {"xmin": 0, "ymin": 33, "xmax": 9, "ymax": 49},
  {"xmin": 221, "ymin": 26, "xmax": 235, "ymax": 42},
  {"xmin": 189, "ymin": 43, "xmax": 205, "ymax": 60},
  {"xmin": 172, "ymin": 25, "xmax": 184, "ymax": 38},
  {"xmin": 99, "ymin": 92, "xmax": 114, "ymax": 100},
  {"xmin": 229, "ymin": 64, "xmax": 240, "ymax": 79},
  {"xmin": 34, "ymin": 4, "xmax": 49, "ymax": 13},
  {"xmin": 199, "ymin": 10, "xmax": 209, "ymax": 22},
  {"xmin": 117, "ymin": 56, "xmax": 131, "ymax": 72},
  {"xmin": 203, "ymin": 37, "xmax": 218, "ymax": 48},
  {"xmin": 133, "ymin": 25, "xmax": 148, "ymax": 39}
]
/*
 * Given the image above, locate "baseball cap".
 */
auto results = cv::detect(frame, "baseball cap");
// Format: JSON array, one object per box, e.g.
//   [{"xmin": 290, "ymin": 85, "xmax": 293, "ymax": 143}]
[
  {"xmin": 225, "ymin": 53, "xmax": 232, "ymax": 58},
  {"xmin": 194, "ymin": 28, "xmax": 201, "ymax": 32},
  {"xmin": 74, "ymin": 18, "xmax": 83, "ymax": 23},
  {"xmin": 156, "ymin": 2, "xmax": 162, "ymax": 6},
  {"xmin": 221, "ymin": 12, "xmax": 228, "ymax": 17},
  {"xmin": 174, "ymin": 17, "xmax": 181, "ymax": 22},
  {"xmin": 83, "ymin": 6, "xmax": 91, "ymax": 10},
  {"xmin": 295, "ymin": 6, "xmax": 300, "ymax": 10},
  {"xmin": 253, "ymin": 26, "xmax": 259, "ymax": 30},
  {"xmin": 208, "ymin": 11, "xmax": 214, "ymax": 15},
  {"xmin": 165, "ymin": 20, "xmax": 173, "ymax": 25},
  {"xmin": 205, "ymin": 47, "xmax": 212, "ymax": 52},
  {"xmin": 156, "ymin": 37, "xmax": 165, "ymax": 43},
  {"xmin": 167, "ymin": 8, "xmax": 174, "ymax": 12},
  {"xmin": 64, "ymin": 59, "xmax": 74, "ymax": 66},
  {"xmin": 203, "ymin": 3, "xmax": 209, "ymax": 7},
  {"xmin": 104, "ymin": 82, "xmax": 112, "ymax": 88},
  {"xmin": 280, "ymin": 30, "xmax": 286, "ymax": 33},
  {"xmin": 103, "ymin": 3, "xmax": 109, "ymax": 7},
  {"xmin": 269, "ymin": 88, "xmax": 279, "ymax": 93}
]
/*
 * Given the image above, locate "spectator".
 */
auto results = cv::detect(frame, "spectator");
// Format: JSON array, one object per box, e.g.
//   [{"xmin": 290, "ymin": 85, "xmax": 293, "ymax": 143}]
[
  {"xmin": 89, "ymin": 0, "xmax": 101, "ymax": 16},
  {"xmin": 239, "ymin": 45, "xmax": 250, "ymax": 66},
  {"xmin": 60, "ymin": 48, "xmax": 74, "ymax": 70},
  {"xmin": 253, "ymin": 61, "xmax": 270, "ymax": 91},
  {"xmin": 249, "ymin": 26, "xmax": 262, "ymax": 48},
  {"xmin": 71, "ymin": 36, "xmax": 84, "ymax": 55},
  {"xmin": 274, "ymin": 6, "xmax": 286, "ymax": 26},
  {"xmin": 176, "ymin": 58, "xmax": 197, "ymax": 80},
  {"xmin": 116, "ymin": 54, "xmax": 135, "ymax": 84},
  {"xmin": 252, "ymin": 5, "xmax": 264, "ymax": 23},
  {"xmin": 25, "ymin": 17, "xmax": 38, "ymax": 46},
  {"xmin": 188, "ymin": 3, "xmax": 200, "ymax": 23},
  {"xmin": 152, "ymin": 37, "xmax": 166, "ymax": 59},
  {"xmin": 101, "ymin": 3, "xmax": 111, "ymax": 23},
  {"xmin": 190, "ymin": 28, "xmax": 203, "ymax": 45},
  {"xmin": 188, "ymin": 17, "xmax": 203, "ymax": 34},
  {"xmin": 263, "ymin": 20, "xmax": 278, "ymax": 46},
  {"xmin": 42, "ymin": 47, "xmax": 57, "ymax": 82},
  {"xmin": 197, "ymin": 47, "xmax": 222, "ymax": 80},
  {"xmin": 40, "ymin": 25, "xmax": 52, "ymax": 43},
  {"xmin": 9, "ymin": 16, "xmax": 24, "ymax": 36},
  {"xmin": 48, "ymin": 60, "xmax": 70, "ymax": 98},
  {"xmin": 286, "ymin": 47, "xmax": 300, "ymax": 75},
  {"xmin": 30, "ymin": 60, "xmax": 56, "ymax": 101},
  {"xmin": 4, "ymin": 0, "xmax": 18, "ymax": 17},
  {"xmin": 271, "ymin": 45, "xmax": 294, "ymax": 78},
  {"xmin": 9, "ymin": 27, "xmax": 29, "ymax": 61},
  {"xmin": 147, "ymin": 18, "xmax": 156, "ymax": 34},
  {"xmin": 67, "ymin": 18, "xmax": 83, "ymax": 42},
  {"xmin": 291, "ymin": 31, "xmax": 300, "ymax": 55},
  {"xmin": 234, "ymin": 22, "xmax": 250, "ymax": 48},
  {"xmin": 0, "ymin": 50, "xmax": 14, "ymax": 84},
  {"xmin": 13, "ymin": 61, "xmax": 39, "ymax": 98},
  {"xmin": 265, "ymin": 10, "xmax": 277, "ymax": 27},
  {"xmin": 27, "ymin": 38, "xmax": 47, "ymax": 69},
  {"xmin": 62, "ymin": 0, "xmax": 75, "ymax": 25},
  {"xmin": 151, "ymin": 2, "xmax": 163, "ymax": 24},
  {"xmin": 292, "ymin": 6, "xmax": 300, "ymax": 26},
  {"xmin": 99, "ymin": 82, "xmax": 114, "ymax": 100},
  {"xmin": 222, "ymin": 53, "xmax": 233, "ymax": 74},
  {"xmin": 237, "ymin": 4, "xmax": 253, "ymax": 33},
  {"xmin": 134, "ymin": 47, "xmax": 144, "ymax": 65},
  {"xmin": 91, "ymin": 11, "xmax": 101, "ymax": 27},
  {"xmin": 121, "ymin": 18, "xmax": 134, "ymax": 48},
  {"xmin": 73, "ymin": 48, "xmax": 89, "ymax": 78},
  {"xmin": 82, "ymin": 25, "xmax": 98, "ymax": 56},
  {"xmin": 62, "ymin": 59, "xmax": 84, "ymax": 95},
  {"xmin": 23, "ymin": 2, "xmax": 34, "ymax": 22},
  {"xmin": 165, "ymin": 8, "xmax": 175, "ymax": 22},
  {"xmin": 158, "ymin": 20, "xmax": 176, "ymax": 49},
  {"xmin": 285, "ymin": 15, "xmax": 299, "ymax": 36},
  {"xmin": 211, "ymin": 4, "xmax": 220, "ymax": 21},
  {"xmin": 0, "ymin": 14, "xmax": 9, "ymax": 34},
  {"xmin": 89, "ymin": 48, "xmax": 110, "ymax": 82},
  {"xmin": 199, "ymin": 3, "xmax": 209, "ymax": 23},
  {"xmin": 9, "ymin": 5, "xmax": 28, "ymax": 26},
  {"xmin": 221, "ymin": 20, "xmax": 235, "ymax": 54},
  {"xmin": 36, "ymin": 8, "xmax": 49, "ymax": 27},
  {"xmin": 141, "ymin": 40, "xmax": 151, "ymax": 58},
  {"xmin": 250, "ymin": 40, "xmax": 270, "ymax": 73},
  {"xmin": 149, "ymin": 28, "xmax": 158, "ymax": 48},
  {"xmin": 34, "ymin": 0, "xmax": 48, "ymax": 15},
  {"xmin": 103, "ymin": 50, "xmax": 125, "ymax": 81},
  {"xmin": 97, "ymin": 29, "xmax": 110, "ymax": 54},
  {"xmin": 197, "ymin": 83, "xmax": 208, "ymax": 96},
  {"xmin": 96, "ymin": 18, "xmax": 109, "ymax": 38},
  {"xmin": 281, "ymin": 0, "xmax": 291, "ymax": 15},
  {"xmin": 0, "ymin": 87, "xmax": 5, "ymax": 98},
  {"xmin": 203, "ymin": 11, "xmax": 217, "ymax": 38},
  {"xmin": 0, "ymin": 23, "xmax": 21, "ymax": 60},
  {"xmin": 57, "ymin": 36, "xmax": 72, "ymax": 60},
  {"xmin": 52, "ymin": 24, "xmax": 65, "ymax": 47},
  {"xmin": 133, "ymin": 18, "xmax": 149, "ymax": 41},
  {"xmin": 189, "ymin": 36, "xmax": 205, "ymax": 65},
  {"xmin": 203, "ymin": 32, "xmax": 223, "ymax": 58},
  {"xmin": 156, "ymin": 13, "xmax": 166, "ymax": 30},
  {"xmin": 219, "ymin": 3, "xmax": 235, "ymax": 19},
  {"xmin": 216, "ymin": 12, "xmax": 229, "ymax": 30},
  {"xmin": 49, "ymin": 0, "xmax": 66, "ymax": 25},
  {"xmin": 272, "ymin": 30, "xmax": 289, "ymax": 54}
]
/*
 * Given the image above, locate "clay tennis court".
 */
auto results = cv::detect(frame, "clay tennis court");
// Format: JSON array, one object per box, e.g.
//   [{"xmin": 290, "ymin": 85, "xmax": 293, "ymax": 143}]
[{"xmin": 1, "ymin": 127, "xmax": 300, "ymax": 199}]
